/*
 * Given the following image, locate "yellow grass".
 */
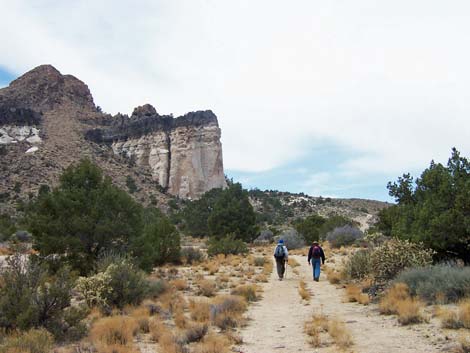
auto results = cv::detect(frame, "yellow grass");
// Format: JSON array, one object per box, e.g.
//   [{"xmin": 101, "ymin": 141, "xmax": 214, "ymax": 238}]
[
  {"xmin": 328, "ymin": 319, "xmax": 354, "ymax": 349},
  {"xmin": 193, "ymin": 333, "xmax": 231, "ymax": 353},
  {"xmin": 299, "ymin": 280, "xmax": 311, "ymax": 301},
  {"xmin": 149, "ymin": 316, "xmax": 166, "ymax": 342},
  {"xmin": 396, "ymin": 298, "xmax": 427, "ymax": 325},
  {"xmin": 254, "ymin": 273, "xmax": 268, "ymax": 283},
  {"xmin": 326, "ymin": 270, "xmax": 342, "ymax": 284},
  {"xmin": 304, "ymin": 314, "xmax": 329, "ymax": 348},
  {"xmin": 197, "ymin": 279, "xmax": 217, "ymax": 297},
  {"xmin": 90, "ymin": 316, "xmax": 138, "ymax": 349},
  {"xmin": 263, "ymin": 260, "xmax": 273, "ymax": 276},
  {"xmin": 289, "ymin": 258, "xmax": 300, "ymax": 267},
  {"xmin": 128, "ymin": 306, "xmax": 150, "ymax": 333},
  {"xmin": 189, "ymin": 300, "xmax": 211, "ymax": 323},
  {"xmin": 231, "ymin": 284, "xmax": 260, "ymax": 302},
  {"xmin": 171, "ymin": 279, "xmax": 189, "ymax": 291},
  {"xmin": 379, "ymin": 283, "xmax": 410, "ymax": 315},
  {"xmin": 345, "ymin": 284, "xmax": 370, "ymax": 305},
  {"xmin": 459, "ymin": 299, "xmax": 470, "ymax": 328},
  {"xmin": 457, "ymin": 333, "xmax": 470, "ymax": 353}
]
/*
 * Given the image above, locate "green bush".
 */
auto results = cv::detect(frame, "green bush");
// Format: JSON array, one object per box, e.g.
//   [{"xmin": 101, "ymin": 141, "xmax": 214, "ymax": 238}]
[
  {"xmin": 0, "ymin": 253, "xmax": 87, "ymax": 341},
  {"xmin": 326, "ymin": 225, "xmax": 364, "ymax": 248},
  {"xmin": 133, "ymin": 208, "xmax": 181, "ymax": 271},
  {"xmin": 370, "ymin": 239, "xmax": 434, "ymax": 283},
  {"xmin": 344, "ymin": 249, "xmax": 372, "ymax": 279},
  {"xmin": 0, "ymin": 214, "xmax": 16, "ymax": 242},
  {"xmin": 76, "ymin": 258, "xmax": 150, "ymax": 310},
  {"xmin": 0, "ymin": 328, "xmax": 54, "ymax": 353},
  {"xmin": 207, "ymin": 234, "xmax": 248, "ymax": 256},
  {"xmin": 181, "ymin": 247, "xmax": 205, "ymax": 264},
  {"xmin": 395, "ymin": 265, "xmax": 470, "ymax": 303},
  {"xmin": 293, "ymin": 214, "xmax": 326, "ymax": 243}
]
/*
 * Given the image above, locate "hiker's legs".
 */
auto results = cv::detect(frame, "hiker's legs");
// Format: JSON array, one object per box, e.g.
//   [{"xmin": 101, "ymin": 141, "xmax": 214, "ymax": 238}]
[
  {"xmin": 313, "ymin": 259, "xmax": 321, "ymax": 281},
  {"xmin": 276, "ymin": 259, "xmax": 285, "ymax": 279}
]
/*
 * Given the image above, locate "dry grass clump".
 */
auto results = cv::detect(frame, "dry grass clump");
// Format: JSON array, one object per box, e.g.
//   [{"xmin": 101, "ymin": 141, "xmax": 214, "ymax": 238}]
[
  {"xmin": 253, "ymin": 257, "xmax": 266, "ymax": 267},
  {"xmin": 0, "ymin": 247, "xmax": 12, "ymax": 256},
  {"xmin": 189, "ymin": 300, "xmax": 211, "ymax": 323},
  {"xmin": 345, "ymin": 284, "xmax": 370, "ymax": 305},
  {"xmin": 263, "ymin": 260, "xmax": 273, "ymax": 276},
  {"xmin": 379, "ymin": 283, "xmax": 426, "ymax": 325},
  {"xmin": 328, "ymin": 319, "xmax": 354, "ymax": 349},
  {"xmin": 149, "ymin": 316, "xmax": 166, "ymax": 342},
  {"xmin": 326, "ymin": 270, "xmax": 342, "ymax": 284},
  {"xmin": 231, "ymin": 284, "xmax": 260, "ymax": 302},
  {"xmin": 182, "ymin": 323, "xmax": 208, "ymax": 343},
  {"xmin": 457, "ymin": 333, "xmax": 470, "ymax": 353},
  {"xmin": 0, "ymin": 328, "xmax": 54, "ymax": 353},
  {"xmin": 211, "ymin": 295, "xmax": 247, "ymax": 330},
  {"xmin": 304, "ymin": 314, "xmax": 352, "ymax": 349},
  {"xmin": 254, "ymin": 273, "xmax": 268, "ymax": 283},
  {"xmin": 298, "ymin": 280, "xmax": 311, "ymax": 301},
  {"xmin": 379, "ymin": 283, "xmax": 410, "ymax": 315},
  {"xmin": 193, "ymin": 333, "xmax": 231, "ymax": 353},
  {"xmin": 171, "ymin": 279, "xmax": 189, "ymax": 291},
  {"xmin": 90, "ymin": 315, "xmax": 138, "ymax": 350},
  {"xmin": 197, "ymin": 279, "xmax": 217, "ymax": 297},
  {"xmin": 128, "ymin": 306, "xmax": 150, "ymax": 333},
  {"xmin": 438, "ymin": 299, "xmax": 470, "ymax": 329},
  {"xmin": 174, "ymin": 308, "xmax": 188, "ymax": 329},
  {"xmin": 202, "ymin": 261, "xmax": 219, "ymax": 275},
  {"xmin": 289, "ymin": 258, "xmax": 300, "ymax": 267}
]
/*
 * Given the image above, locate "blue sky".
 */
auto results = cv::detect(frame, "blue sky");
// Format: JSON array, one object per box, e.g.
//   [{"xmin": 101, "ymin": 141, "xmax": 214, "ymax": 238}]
[
  {"xmin": 2, "ymin": 1, "xmax": 470, "ymax": 202},
  {"xmin": 0, "ymin": 67, "xmax": 14, "ymax": 87}
]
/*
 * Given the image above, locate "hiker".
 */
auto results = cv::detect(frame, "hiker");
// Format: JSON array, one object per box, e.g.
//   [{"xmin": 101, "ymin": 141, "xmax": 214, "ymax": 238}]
[
  {"xmin": 307, "ymin": 241, "xmax": 325, "ymax": 282},
  {"xmin": 273, "ymin": 239, "xmax": 288, "ymax": 280}
]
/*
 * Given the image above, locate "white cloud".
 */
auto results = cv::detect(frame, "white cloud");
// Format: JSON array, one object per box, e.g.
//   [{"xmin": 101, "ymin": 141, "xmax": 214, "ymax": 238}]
[{"xmin": 1, "ymin": 0, "xmax": 470, "ymax": 179}]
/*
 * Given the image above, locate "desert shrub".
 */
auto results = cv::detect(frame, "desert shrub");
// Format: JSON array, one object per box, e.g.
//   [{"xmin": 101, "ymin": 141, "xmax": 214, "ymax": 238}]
[
  {"xmin": 183, "ymin": 323, "xmax": 208, "ymax": 343},
  {"xmin": 370, "ymin": 239, "xmax": 434, "ymax": 283},
  {"xmin": 326, "ymin": 225, "xmax": 363, "ymax": 248},
  {"xmin": 278, "ymin": 228, "xmax": 304, "ymax": 249},
  {"xmin": 0, "ymin": 253, "xmax": 87, "ymax": 341},
  {"xmin": 0, "ymin": 328, "xmax": 54, "ymax": 353},
  {"xmin": 395, "ymin": 265, "xmax": 470, "ymax": 303},
  {"xmin": 210, "ymin": 295, "xmax": 247, "ymax": 330},
  {"xmin": 253, "ymin": 257, "xmax": 266, "ymax": 267},
  {"xmin": 181, "ymin": 247, "xmax": 204, "ymax": 264},
  {"xmin": 133, "ymin": 207, "xmax": 181, "ymax": 272},
  {"xmin": 345, "ymin": 284, "xmax": 370, "ymax": 305},
  {"xmin": 76, "ymin": 258, "xmax": 149, "ymax": 310},
  {"xmin": 293, "ymin": 214, "xmax": 326, "ymax": 244},
  {"xmin": 207, "ymin": 234, "xmax": 248, "ymax": 256},
  {"xmin": 253, "ymin": 229, "xmax": 274, "ymax": 245},
  {"xmin": 344, "ymin": 249, "xmax": 372, "ymax": 279},
  {"xmin": 0, "ymin": 214, "xmax": 16, "ymax": 242},
  {"xmin": 197, "ymin": 280, "xmax": 217, "ymax": 297},
  {"xmin": 230, "ymin": 285, "xmax": 259, "ymax": 302}
]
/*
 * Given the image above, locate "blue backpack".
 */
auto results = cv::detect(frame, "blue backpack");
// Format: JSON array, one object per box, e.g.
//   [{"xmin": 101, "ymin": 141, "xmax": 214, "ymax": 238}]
[{"xmin": 274, "ymin": 245, "xmax": 285, "ymax": 259}]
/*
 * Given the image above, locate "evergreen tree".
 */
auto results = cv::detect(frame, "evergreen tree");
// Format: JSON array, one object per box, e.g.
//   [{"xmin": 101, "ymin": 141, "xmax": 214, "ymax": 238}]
[
  {"xmin": 380, "ymin": 148, "xmax": 470, "ymax": 263},
  {"xmin": 25, "ymin": 159, "xmax": 143, "ymax": 275}
]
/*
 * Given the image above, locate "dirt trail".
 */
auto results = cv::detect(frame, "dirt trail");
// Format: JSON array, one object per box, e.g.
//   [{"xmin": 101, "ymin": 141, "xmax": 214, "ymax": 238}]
[{"xmin": 238, "ymin": 255, "xmax": 443, "ymax": 353}]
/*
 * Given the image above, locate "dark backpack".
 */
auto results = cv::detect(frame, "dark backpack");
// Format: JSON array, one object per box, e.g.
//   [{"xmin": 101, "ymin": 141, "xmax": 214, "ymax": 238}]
[
  {"xmin": 312, "ymin": 245, "xmax": 322, "ymax": 258},
  {"xmin": 274, "ymin": 245, "xmax": 285, "ymax": 259}
]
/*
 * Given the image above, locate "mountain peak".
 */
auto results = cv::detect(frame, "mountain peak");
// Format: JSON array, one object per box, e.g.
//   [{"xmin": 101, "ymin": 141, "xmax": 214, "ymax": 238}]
[{"xmin": 1, "ymin": 64, "xmax": 96, "ymax": 112}]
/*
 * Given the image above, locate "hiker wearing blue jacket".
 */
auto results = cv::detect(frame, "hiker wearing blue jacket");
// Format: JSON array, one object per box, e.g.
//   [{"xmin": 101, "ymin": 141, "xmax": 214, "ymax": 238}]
[
  {"xmin": 307, "ymin": 241, "xmax": 325, "ymax": 282},
  {"xmin": 273, "ymin": 239, "xmax": 288, "ymax": 280}
]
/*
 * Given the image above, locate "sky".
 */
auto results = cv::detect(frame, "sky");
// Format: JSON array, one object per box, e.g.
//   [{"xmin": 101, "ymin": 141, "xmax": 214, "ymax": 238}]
[{"xmin": 2, "ymin": 1, "xmax": 470, "ymax": 201}]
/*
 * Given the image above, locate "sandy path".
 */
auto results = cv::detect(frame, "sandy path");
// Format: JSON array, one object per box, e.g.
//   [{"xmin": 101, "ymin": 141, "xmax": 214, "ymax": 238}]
[{"xmin": 238, "ymin": 255, "xmax": 444, "ymax": 353}]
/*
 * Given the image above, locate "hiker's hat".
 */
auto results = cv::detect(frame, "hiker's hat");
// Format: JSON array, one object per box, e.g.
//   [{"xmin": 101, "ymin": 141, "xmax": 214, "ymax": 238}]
[{"xmin": 279, "ymin": 239, "xmax": 284, "ymax": 244}]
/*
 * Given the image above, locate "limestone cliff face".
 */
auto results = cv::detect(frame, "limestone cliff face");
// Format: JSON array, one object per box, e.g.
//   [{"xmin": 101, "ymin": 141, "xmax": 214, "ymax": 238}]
[{"xmin": 86, "ymin": 106, "xmax": 226, "ymax": 199}]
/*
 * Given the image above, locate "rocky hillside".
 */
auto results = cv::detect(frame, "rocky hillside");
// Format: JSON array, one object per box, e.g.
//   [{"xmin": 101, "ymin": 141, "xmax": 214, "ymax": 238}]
[
  {"xmin": 0, "ymin": 65, "xmax": 226, "ymax": 213},
  {"xmin": 249, "ymin": 189, "xmax": 390, "ymax": 230}
]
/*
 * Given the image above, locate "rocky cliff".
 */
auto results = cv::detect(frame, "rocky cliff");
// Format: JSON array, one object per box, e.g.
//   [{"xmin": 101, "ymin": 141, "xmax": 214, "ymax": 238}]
[
  {"xmin": 0, "ymin": 65, "xmax": 226, "ymax": 211},
  {"xmin": 86, "ymin": 105, "xmax": 226, "ymax": 198}
]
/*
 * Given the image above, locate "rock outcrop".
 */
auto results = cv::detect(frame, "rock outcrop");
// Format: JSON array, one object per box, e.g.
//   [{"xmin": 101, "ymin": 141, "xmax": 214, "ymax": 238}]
[
  {"xmin": 0, "ymin": 65, "xmax": 225, "ymax": 209},
  {"xmin": 86, "ymin": 106, "xmax": 226, "ymax": 199}
]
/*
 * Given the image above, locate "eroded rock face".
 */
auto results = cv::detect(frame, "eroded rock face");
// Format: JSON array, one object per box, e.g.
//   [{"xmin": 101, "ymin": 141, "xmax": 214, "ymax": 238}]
[{"xmin": 100, "ymin": 107, "xmax": 226, "ymax": 199}]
